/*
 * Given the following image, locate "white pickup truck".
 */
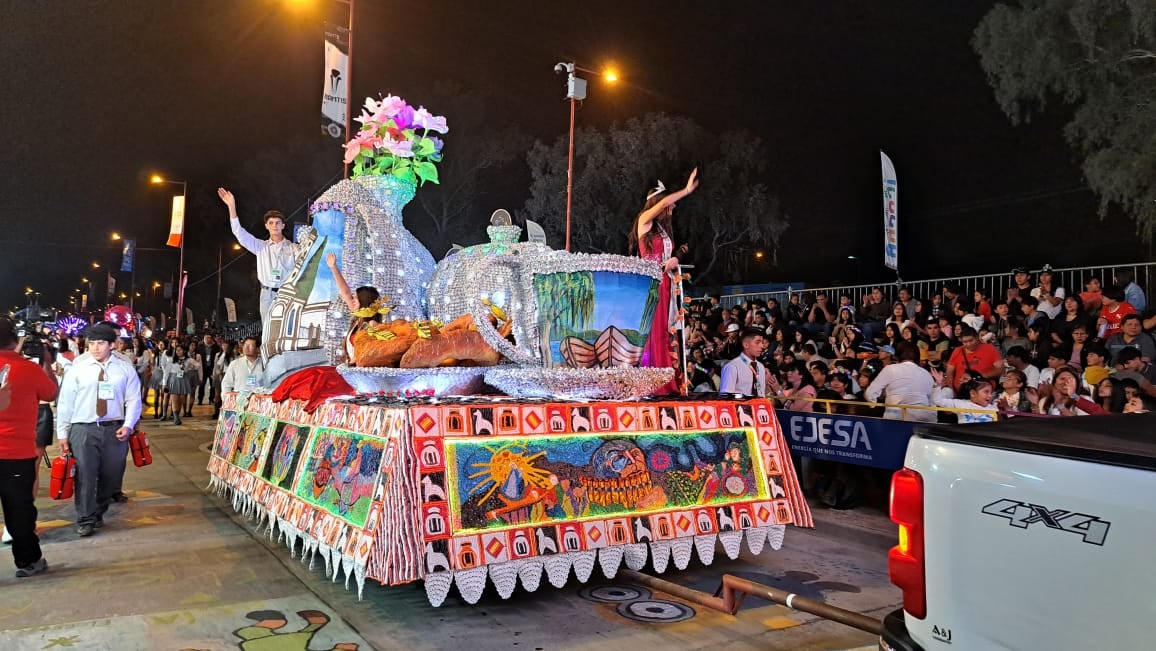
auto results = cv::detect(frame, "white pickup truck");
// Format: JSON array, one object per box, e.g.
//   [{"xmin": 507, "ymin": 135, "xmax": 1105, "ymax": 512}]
[{"xmin": 878, "ymin": 414, "xmax": 1156, "ymax": 651}]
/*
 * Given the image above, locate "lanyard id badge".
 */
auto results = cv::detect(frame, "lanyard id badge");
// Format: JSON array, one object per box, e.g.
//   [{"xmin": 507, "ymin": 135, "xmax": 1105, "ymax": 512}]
[
  {"xmin": 246, "ymin": 375, "xmax": 258, "ymax": 388},
  {"xmin": 97, "ymin": 381, "xmax": 115, "ymax": 400}
]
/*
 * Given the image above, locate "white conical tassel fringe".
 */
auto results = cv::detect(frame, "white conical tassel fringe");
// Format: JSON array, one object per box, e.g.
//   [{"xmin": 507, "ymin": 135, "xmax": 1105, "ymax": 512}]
[
  {"xmin": 571, "ymin": 550, "xmax": 596, "ymax": 583},
  {"xmin": 693, "ymin": 534, "xmax": 717, "ymax": 566},
  {"xmin": 517, "ymin": 559, "xmax": 544, "ymax": 593},
  {"xmin": 650, "ymin": 540, "xmax": 672, "ymax": 574},
  {"xmin": 718, "ymin": 531, "xmax": 744, "ymax": 559},
  {"xmin": 623, "ymin": 543, "xmax": 648, "ymax": 570},
  {"xmin": 746, "ymin": 526, "xmax": 769, "ymax": 555},
  {"xmin": 670, "ymin": 538, "xmax": 694, "ymax": 570},
  {"xmin": 543, "ymin": 554, "xmax": 572, "ymax": 588},
  {"xmin": 343, "ymin": 556, "xmax": 355, "ymax": 589},
  {"xmin": 424, "ymin": 571, "xmax": 454, "ymax": 607},
  {"xmin": 488, "ymin": 561, "xmax": 519, "ymax": 599},
  {"xmin": 598, "ymin": 546, "xmax": 624, "ymax": 579},
  {"xmin": 767, "ymin": 524, "xmax": 786, "ymax": 551},
  {"xmin": 319, "ymin": 544, "xmax": 333, "ymax": 577},
  {"xmin": 354, "ymin": 563, "xmax": 367, "ymax": 601},
  {"xmin": 455, "ymin": 566, "xmax": 488, "ymax": 604}
]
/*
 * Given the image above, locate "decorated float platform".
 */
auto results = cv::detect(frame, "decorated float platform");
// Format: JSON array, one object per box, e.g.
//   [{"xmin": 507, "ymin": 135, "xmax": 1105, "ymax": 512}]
[
  {"xmin": 208, "ymin": 391, "xmax": 811, "ymax": 606},
  {"xmin": 207, "ymin": 92, "xmax": 811, "ymax": 606}
]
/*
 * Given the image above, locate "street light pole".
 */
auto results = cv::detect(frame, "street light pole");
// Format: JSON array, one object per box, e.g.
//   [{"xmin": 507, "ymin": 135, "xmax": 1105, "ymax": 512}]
[
  {"xmin": 556, "ymin": 62, "xmax": 583, "ymax": 252},
  {"xmin": 555, "ymin": 62, "xmax": 617, "ymax": 252}
]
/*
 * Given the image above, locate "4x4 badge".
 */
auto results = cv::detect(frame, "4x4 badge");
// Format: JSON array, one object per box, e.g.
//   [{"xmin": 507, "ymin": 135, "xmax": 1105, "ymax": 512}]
[{"xmin": 981, "ymin": 499, "xmax": 1110, "ymax": 546}]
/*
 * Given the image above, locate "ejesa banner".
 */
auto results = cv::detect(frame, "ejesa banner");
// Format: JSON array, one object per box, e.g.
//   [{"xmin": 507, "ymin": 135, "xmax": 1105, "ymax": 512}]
[
  {"xmin": 881, "ymin": 151, "xmax": 898, "ymax": 271},
  {"xmin": 321, "ymin": 23, "xmax": 349, "ymax": 140}
]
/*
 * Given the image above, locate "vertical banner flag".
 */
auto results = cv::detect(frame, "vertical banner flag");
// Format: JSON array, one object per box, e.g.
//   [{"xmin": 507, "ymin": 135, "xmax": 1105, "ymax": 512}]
[
  {"xmin": 881, "ymin": 151, "xmax": 898, "ymax": 271},
  {"xmin": 120, "ymin": 239, "xmax": 136, "ymax": 273},
  {"xmin": 321, "ymin": 23, "xmax": 350, "ymax": 139},
  {"xmin": 224, "ymin": 298, "xmax": 237, "ymax": 323},
  {"xmin": 106, "ymin": 273, "xmax": 116, "ymax": 300},
  {"xmin": 163, "ymin": 282, "xmax": 173, "ymax": 299},
  {"xmin": 167, "ymin": 195, "xmax": 185, "ymax": 248},
  {"xmin": 81, "ymin": 294, "xmax": 88, "ymax": 311},
  {"xmin": 185, "ymin": 308, "xmax": 194, "ymax": 333}
]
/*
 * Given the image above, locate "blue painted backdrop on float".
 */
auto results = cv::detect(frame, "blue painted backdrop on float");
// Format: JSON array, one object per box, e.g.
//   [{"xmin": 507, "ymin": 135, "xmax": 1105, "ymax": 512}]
[{"xmin": 775, "ymin": 410, "xmax": 913, "ymax": 470}]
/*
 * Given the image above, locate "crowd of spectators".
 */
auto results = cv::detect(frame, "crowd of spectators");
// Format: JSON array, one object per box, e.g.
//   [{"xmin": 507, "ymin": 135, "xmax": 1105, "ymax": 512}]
[{"xmin": 685, "ymin": 266, "xmax": 1154, "ymax": 420}]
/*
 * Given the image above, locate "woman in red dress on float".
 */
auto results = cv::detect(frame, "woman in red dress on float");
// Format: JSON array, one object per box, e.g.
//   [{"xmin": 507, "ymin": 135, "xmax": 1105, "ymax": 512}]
[{"xmin": 628, "ymin": 168, "xmax": 699, "ymax": 394}]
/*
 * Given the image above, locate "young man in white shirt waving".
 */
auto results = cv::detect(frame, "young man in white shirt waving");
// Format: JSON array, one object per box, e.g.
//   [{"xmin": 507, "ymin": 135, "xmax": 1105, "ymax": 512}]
[
  {"xmin": 217, "ymin": 188, "xmax": 298, "ymax": 339},
  {"xmin": 221, "ymin": 337, "xmax": 267, "ymax": 394},
  {"xmin": 56, "ymin": 324, "xmax": 142, "ymax": 537}
]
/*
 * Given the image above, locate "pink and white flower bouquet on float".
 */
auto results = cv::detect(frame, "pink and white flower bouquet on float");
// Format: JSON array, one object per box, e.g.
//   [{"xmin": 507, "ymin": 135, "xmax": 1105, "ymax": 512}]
[{"xmin": 343, "ymin": 94, "xmax": 449, "ymax": 185}]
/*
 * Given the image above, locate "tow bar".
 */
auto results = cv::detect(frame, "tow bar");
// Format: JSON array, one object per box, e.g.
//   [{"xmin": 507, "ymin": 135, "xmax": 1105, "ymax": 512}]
[{"xmin": 619, "ymin": 569, "xmax": 883, "ymax": 635}]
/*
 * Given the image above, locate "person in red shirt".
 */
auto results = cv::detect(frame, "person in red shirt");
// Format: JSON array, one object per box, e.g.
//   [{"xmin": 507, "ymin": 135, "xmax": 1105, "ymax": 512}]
[
  {"xmin": 946, "ymin": 325, "xmax": 1006, "ymax": 392},
  {"xmin": 0, "ymin": 317, "xmax": 59, "ymax": 577},
  {"xmin": 1079, "ymin": 276, "xmax": 1103, "ymax": 315},
  {"xmin": 1098, "ymin": 286, "xmax": 1137, "ymax": 339}
]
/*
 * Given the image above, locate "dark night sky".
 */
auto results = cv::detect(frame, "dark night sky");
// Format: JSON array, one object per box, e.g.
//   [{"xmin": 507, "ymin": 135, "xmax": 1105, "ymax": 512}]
[{"xmin": 1, "ymin": 1, "xmax": 1146, "ymax": 316}]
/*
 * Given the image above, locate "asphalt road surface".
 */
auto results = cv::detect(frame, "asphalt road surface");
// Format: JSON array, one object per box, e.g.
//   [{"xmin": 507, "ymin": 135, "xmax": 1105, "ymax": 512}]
[{"xmin": 0, "ymin": 411, "xmax": 897, "ymax": 651}]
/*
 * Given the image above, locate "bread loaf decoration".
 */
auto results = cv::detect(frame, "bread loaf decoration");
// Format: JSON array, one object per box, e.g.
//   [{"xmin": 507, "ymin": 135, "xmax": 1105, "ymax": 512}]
[{"xmin": 350, "ymin": 298, "xmax": 512, "ymax": 368}]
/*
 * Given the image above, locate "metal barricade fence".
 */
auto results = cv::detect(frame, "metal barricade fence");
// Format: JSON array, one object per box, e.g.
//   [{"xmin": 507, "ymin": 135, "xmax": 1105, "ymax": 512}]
[
  {"xmin": 705, "ymin": 262, "xmax": 1155, "ymax": 310},
  {"xmin": 773, "ymin": 395, "xmax": 1001, "ymax": 421}
]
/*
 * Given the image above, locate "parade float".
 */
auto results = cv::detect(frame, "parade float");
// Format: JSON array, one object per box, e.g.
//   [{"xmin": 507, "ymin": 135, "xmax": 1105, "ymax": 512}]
[{"xmin": 207, "ymin": 93, "xmax": 812, "ymax": 606}]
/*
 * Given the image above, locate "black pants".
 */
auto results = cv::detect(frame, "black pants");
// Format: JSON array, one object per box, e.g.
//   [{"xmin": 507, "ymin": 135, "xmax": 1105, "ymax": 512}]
[
  {"xmin": 0, "ymin": 457, "xmax": 42, "ymax": 568},
  {"xmin": 196, "ymin": 368, "xmax": 216, "ymax": 404}
]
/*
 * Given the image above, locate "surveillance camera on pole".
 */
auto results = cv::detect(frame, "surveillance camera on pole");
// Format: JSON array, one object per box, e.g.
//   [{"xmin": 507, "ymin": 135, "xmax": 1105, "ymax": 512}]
[{"xmin": 555, "ymin": 61, "xmax": 586, "ymax": 101}]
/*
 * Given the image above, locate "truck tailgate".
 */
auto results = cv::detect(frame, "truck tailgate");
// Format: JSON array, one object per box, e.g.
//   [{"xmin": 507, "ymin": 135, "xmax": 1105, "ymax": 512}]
[{"xmin": 904, "ymin": 432, "xmax": 1156, "ymax": 650}]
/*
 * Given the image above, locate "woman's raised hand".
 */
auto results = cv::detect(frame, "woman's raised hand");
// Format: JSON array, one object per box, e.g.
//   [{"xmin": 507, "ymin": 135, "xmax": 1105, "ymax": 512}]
[{"xmin": 684, "ymin": 168, "xmax": 699, "ymax": 195}]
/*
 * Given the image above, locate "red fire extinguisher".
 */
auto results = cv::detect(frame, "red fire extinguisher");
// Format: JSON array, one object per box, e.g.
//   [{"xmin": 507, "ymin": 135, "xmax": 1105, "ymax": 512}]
[
  {"xmin": 129, "ymin": 430, "xmax": 153, "ymax": 467},
  {"xmin": 50, "ymin": 454, "xmax": 76, "ymax": 500}
]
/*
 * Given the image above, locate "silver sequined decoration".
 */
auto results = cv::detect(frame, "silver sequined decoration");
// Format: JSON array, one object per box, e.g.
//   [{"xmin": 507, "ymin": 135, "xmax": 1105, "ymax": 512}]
[
  {"xmin": 336, "ymin": 364, "xmax": 488, "ymax": 396},
  {"xmin": 427, "ymin": 224, "xmax": 550, "ymax": 333},
  {"xmin": 484, "ymin": 367, "xmax": 675, "ymax": 401},
  {"xmin": 311, "ymin": 176, "xmax": 436, "ymax": 364},
  {"xmin": 464, "ymin": 251, "xmax": 663, "ymax": 367}
]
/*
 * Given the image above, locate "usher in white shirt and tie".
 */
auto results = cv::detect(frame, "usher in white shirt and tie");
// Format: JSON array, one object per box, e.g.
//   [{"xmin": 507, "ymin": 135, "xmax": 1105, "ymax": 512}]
[
  {"xmin": 56, "ymin": 354, "xmax": 142, "ymax": 440},
  {"xmin": 719, "ymin": 354, "xmax": 767, "ymax": 397}
]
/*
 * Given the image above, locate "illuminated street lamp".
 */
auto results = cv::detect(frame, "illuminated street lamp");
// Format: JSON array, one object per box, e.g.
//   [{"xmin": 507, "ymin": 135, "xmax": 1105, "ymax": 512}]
[
  {"xmin": 554, "ymin": 61, "xmax": 618, "ymax": 251},
  {"xmin": 151, "ymin": 174, "xmax": 188, "ymax": 334}
]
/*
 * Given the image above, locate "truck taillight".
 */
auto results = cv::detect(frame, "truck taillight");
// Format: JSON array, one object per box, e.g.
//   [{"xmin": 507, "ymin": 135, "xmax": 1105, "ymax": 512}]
[{"xmin": 889, "ymin": 468, "xmax": 926, "ymax": 619}]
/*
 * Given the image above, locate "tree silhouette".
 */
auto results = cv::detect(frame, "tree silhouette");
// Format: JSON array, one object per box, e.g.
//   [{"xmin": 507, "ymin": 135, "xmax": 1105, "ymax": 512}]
[
  {"xmin": 519, "ymin": 113, "xmax": 788, "ymax": 284},
  {"xmin": 974, "ymin": 0, "xmax": 1156, "ymax": 240}
]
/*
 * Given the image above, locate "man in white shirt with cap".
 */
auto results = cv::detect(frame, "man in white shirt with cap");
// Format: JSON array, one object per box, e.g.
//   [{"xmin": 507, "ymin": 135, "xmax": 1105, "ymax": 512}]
[
  {"xmin": 56, "ymin": 323, "xmax": 142, "ymax": 537},
  {"xmin": 217, "ymin": 188, "xmax": 298, "ymax": 340}
]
